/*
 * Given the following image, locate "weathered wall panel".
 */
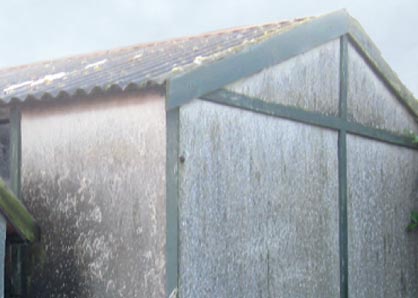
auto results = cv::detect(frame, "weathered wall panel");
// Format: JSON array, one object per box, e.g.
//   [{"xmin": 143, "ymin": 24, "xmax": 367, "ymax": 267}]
[
  {"xmin": 225, "ymin": 39, "xmax": 340, "ymax": 115},
  {"xmin": 347, "ymin": 135, "xmax": 418, "ymax": 298},
  {"xmin": 178, "ymin": 100, "xmax": 339, "ymax": 297},
  {"xmin": 347, "ymin": 43, "xmax": 418, "ymax": 134},
  {"xmin": 21, "ymin": 91, "xmax": 166, "ymax": 298}
]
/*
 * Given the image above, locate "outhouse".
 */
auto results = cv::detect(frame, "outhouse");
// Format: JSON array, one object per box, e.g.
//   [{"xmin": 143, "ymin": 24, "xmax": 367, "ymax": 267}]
[{"xmin": 0, "ymin": 9, "xmax": 417, "ymax": 298}]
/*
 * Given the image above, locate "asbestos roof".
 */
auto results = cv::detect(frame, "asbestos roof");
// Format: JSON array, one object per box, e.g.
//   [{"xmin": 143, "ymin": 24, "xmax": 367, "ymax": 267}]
[{"xmin": 0, "ymin": 16, "xmax": 312, "ymax": 104}]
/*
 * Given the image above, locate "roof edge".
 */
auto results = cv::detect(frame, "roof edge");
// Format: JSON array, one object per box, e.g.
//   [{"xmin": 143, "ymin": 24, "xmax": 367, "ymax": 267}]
[
  {"xmin": 1, "ymin": 79, "xmax": 166, "ymax": 107},
  {"xmin": 346, "ymin": 16, "xmax": 418, "ymax": 118},
  {"xmin": 0, "ymin": 179, "xmax": 39, "ymax": 242},
  {"xmin": 166, "ymin": 9, "xmax": 350, "ymax": 110},
  {"xmin": 167, "ymin": 10, "xmax": 418, "ymax": 121}
]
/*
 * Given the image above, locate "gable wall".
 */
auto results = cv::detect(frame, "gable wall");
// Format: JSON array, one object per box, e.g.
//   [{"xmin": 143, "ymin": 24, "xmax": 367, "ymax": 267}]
[
  {"xmin": 175, "ymin": 35, "xmax": 418, "ymax": 298},
  {"xmin": 226, "ymin": 39, "xmax": 340, "ymax": 116},
  {"xmin": 347, "ymin": 43, "xmax": 418, "ymax": 134}
]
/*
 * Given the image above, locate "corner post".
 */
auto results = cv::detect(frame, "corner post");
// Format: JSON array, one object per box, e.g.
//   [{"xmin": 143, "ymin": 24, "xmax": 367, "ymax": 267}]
[{"xmin": 166, "ymin": 108, "xmax": 180, "ymax": 298}]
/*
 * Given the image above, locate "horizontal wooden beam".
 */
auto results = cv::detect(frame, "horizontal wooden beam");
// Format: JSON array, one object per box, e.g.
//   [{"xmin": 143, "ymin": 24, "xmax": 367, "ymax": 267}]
[{"xmin": 201, "ymin": 89, "xmax": 418, "ymax": 150}]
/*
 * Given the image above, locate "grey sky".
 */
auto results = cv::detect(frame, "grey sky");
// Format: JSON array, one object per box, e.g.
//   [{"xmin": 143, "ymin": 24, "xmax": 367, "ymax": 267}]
[{"xmin": 0, "ymin": 0, "xmax": 417, "ymax": 96}]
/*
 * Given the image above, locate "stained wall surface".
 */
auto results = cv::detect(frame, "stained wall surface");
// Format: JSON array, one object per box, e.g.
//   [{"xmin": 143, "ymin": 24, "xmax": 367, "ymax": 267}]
[
  {"xmin": 178, "ymin": 100, "xmax": 339, "ymax": 298},
  {"xmin": 347, "ymin": 135, "xmax": 418, "ymax": 298},
  {"xmin": 348, "ymin": 43, "xmax": 418, "ymax": 134},
  {"xmin": 225, "ymin": 39, "xmax": 340, "ymax": 116},
  {"xmin": 21, "ymin": 91, "xmax": 166, "ymax": 298}
]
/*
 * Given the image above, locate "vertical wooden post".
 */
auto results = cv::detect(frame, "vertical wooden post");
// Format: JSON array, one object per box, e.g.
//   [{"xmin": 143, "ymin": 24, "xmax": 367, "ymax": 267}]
[
  {"xmin": 338, "ymin": 35, "xmax": 349, "ymax": 298},
  {"xmin": 166, "ymin": 108, "xmax": 179, "ymax": 298},
  {"xmin": 9, "ymin": 105, "xmax": 25, "ymax": 297}
]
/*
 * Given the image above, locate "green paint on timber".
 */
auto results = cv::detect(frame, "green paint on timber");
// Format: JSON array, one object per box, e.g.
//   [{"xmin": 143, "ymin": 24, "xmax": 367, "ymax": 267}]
[
  {"xmin": 166, "ymin": 9, "xmax": 349, "ymax": 110},
  {"xmin": 167, "ymin": 10, "xmax": 418, "ymax": 128},
  {"xmin": 345, "ymin": 122, "xmax": 417, "ymax": 147},
  {"xmin": 202, "ymin": 90, "xmax": 342, "ymax": 130},
  {"xmin": 164, "ymin": 10, "xmax": 418, "ymax": 297},
  {"xmin": 198, "ymin": 36, "xmax": 415, "ymax": 298},
  {"xmin": 347, "ymin": 17, "xmax": 418, "ymax": 118},
  {"xmin": 10, "ymin": 106, "xmax": 21, "ymax": 199},
  {"xmin": 338, "ymin": 35, "xmax": 349, "ymax": 298},
  {"xmin": 339, "ymin": 36, "xmax": 348, "ymax": 120},
  {"xmin": 0, "ymin": 179, "xmax": 39, "ymax": 243},
  {"xmin": 201, "ymin": 89, "xmax": 418, "ymax": 150},
  {"xmin": 338, "ymin": 129, "xmax": 348, "ymax": 298},
  {"xmin": 166, "ymin": 109, "xmax": 179, "ymax": 298}
]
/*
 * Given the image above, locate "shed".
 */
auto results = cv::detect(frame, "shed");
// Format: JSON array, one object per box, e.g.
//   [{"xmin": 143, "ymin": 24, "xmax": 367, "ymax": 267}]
[{"xmin": 0, "ymin": 9, "xmax": 417, "ymax": 298}]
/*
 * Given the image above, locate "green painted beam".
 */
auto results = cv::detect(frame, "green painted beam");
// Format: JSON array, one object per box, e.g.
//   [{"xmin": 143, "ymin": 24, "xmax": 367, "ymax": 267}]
[
  {"xmin": 166, "ymin": 10, "xmax": 350, "ymax": 110},
  {"xmin": 166, "ymin": 109, "xmax": 179, "ymax": 298},
  {"xmin": 345, "ymin": 121, "xmax": 418, "ymax": 149},
  {"xmin": 202, "ymin": 90, "xmax": 342, "ymax": 130},
  {"xmin": 338, "ymin": 129, "xmax": 348, "ymax": 298},
  {"xmin": 201, "ymin": 89, "xmax": 418, "ymax": 150},
  {"xmin": 338, "ymin": 35, "xmax": 349, "ymax": 298},
  {"xmin": 0, "ymin": 179, "xmax": 39, "ymax": 243},
  {"xmin": 10, "ymin": 106, "xmax": 21, "ymax": 200}
]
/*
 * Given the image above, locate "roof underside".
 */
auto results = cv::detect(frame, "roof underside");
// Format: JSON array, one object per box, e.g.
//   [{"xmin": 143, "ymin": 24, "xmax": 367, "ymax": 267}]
[{"xmin": 0, "ymin": 17, "xmax": 311, "ymax": 104}]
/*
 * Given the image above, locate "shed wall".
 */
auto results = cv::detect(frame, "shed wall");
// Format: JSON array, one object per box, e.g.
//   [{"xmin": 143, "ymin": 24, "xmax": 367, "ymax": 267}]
[
  {"xmin": 225, "ymin": 39, "xmax": 340, "ymax": 115},
  {"xmin": 347, "ymin": 135, "xmax": 418, "ymax": 297},
  {"xmin": 347, "ymin": 43, "xmax": 418, "ymax": 134},
  {"xmin": 178, "ymin": 100, "xmax": 340, "ymax": 297},
  {"xmin": 20, "ymin": 91, "xmax": 166, "ymax": 297}
]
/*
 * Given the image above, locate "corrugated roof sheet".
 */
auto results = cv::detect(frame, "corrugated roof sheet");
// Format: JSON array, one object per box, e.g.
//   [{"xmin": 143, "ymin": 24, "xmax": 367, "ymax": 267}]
[{"xmin": 0, "ymin": 17, "xmax": 312, "ymax": 104}]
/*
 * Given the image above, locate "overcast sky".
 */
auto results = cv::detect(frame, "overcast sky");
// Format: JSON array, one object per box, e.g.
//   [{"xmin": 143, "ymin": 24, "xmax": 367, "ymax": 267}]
[{"xmin": 0, "ymin": 0, "xmax": 417, "ymax": 96}]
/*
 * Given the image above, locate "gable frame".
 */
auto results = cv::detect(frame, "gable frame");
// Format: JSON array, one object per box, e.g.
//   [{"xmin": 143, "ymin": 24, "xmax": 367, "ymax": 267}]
[
  {"xmin": 166, "ymin": 10, "xmax": 349, "ymax": 109},
  {"xmin": 347, "ymin": 18, "xmax": 418, "ymax": 118},
  {"xmin": 166, "ymin": 10, "xmax": 418, "ymax": 122}
]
